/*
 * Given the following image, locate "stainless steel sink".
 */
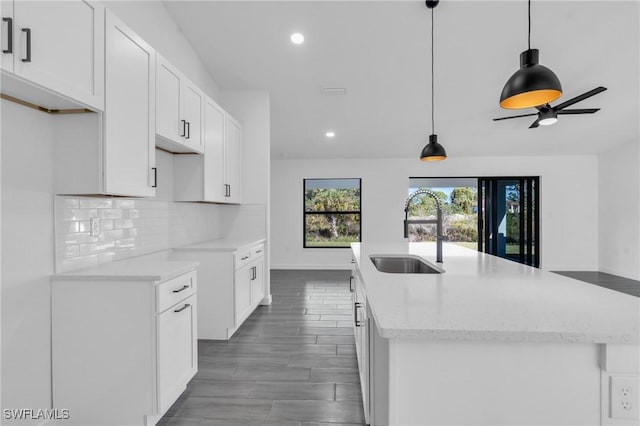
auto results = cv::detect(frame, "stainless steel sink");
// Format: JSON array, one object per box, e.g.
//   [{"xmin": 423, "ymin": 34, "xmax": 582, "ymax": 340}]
[{"xmin": 369, "ymin": 255, "xmax": 444, "ymax": 274}]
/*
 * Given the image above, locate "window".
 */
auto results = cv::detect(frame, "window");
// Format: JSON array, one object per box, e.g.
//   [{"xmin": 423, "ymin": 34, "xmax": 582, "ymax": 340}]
[
  {"xmin": 304, "ymin": 178, "xmax": 361, "ymax": 248},
  {"xmin": 407, "ymin": 178, "xmax": 478, "ymax": 251},
  {"xmin": 408, "ymin": 176, "xmax": 540, "ymax": 268}
]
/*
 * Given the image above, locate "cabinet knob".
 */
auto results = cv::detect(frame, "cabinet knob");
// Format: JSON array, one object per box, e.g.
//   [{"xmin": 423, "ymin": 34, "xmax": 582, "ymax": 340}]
[
  {"xmin": 172, "ymin": 284, "xmax": 190, "ymax": 293},
  {"xmin": 174, "ymin": 303, "xmax": 191, "ymax": 313},
  {"xmin": 21, "ymin": 28, "xmax": 31, "ymax": 62},
  {"xmin": 354, "ymin": 302, "xmax": 363, "ymax": 327},
  {"xmin": 2, "ymin": 17, "xmax": 13, "ymax": 54},
  {"xmin": 151, "ymin": 167, "xmax": 158, "ymax": 188}
]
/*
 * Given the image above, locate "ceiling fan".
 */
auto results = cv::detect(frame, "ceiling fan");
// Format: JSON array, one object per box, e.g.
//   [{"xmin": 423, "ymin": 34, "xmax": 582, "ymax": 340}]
[{"xmin": 493, "ymin": 86, "xmax": 607, "ymax": 128}]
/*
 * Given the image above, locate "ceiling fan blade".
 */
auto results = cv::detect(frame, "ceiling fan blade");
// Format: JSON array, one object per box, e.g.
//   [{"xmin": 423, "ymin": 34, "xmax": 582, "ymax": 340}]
[
  {"xmin": 493, "ymin": 113, "xmax": 539, "ymax": 121},
  {"xmin": 553, "ymin": 86, "xmax": 607, "ymax": 111},
  {"xmin": 557, "ymin": 108, "xmax": 600, "ymax": 115},
  {"xmin": 529, "ymin": 118, "xmax": 540, "ymax": 128}
]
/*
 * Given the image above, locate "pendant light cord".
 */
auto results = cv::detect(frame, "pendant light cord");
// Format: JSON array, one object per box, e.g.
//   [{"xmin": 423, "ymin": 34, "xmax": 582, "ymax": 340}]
[
  {"xmin": 527, "ymin": 0, "xmax": 531, "ymax": 50},
  {"xmin": 431, "ymin": 7, "xmax": 435, "ymax": 135}
]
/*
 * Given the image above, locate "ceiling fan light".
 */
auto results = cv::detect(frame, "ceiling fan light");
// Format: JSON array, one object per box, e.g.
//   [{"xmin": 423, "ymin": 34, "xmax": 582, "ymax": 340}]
[
  {"xmin": 420, "ymin": 134, "xmax": 447, "ymax": 162},
  {"xmin": 538, "ymin": 117, "xmax": 558, "ymax": 126},
  {"xmin": 500, "ymin": 49, "xmax": 562, "ymax": 109}
]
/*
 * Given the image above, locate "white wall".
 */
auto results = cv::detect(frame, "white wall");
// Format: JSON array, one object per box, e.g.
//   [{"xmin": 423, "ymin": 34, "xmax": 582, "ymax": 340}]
[
  {"xmin": 271, "ymin": 156, "xmax": 600, "ymax": 271},
  {"xmin": 598, "ymin": 140, "xmax": 640, "ymax": 280},
  {"xmin": 1, "ymin": 100, "xmax": 55, "ymax": 418}
]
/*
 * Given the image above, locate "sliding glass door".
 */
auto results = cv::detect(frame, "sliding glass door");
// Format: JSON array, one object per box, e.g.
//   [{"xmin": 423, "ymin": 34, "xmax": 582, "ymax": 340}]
[{"xmin": 478, "ymin": 177, "xmax": 539, "ymax": 267}]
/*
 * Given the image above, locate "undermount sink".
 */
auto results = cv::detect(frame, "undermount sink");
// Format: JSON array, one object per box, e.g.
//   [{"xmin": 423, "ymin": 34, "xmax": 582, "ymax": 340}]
[{"xmin": 369, "ymin": 255, "xmax": 444, "ymax": 274}]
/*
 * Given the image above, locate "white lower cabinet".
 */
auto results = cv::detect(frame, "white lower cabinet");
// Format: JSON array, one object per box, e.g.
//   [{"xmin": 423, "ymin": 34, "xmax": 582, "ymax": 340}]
[
  {"xmin": 51, "ymin": 269, "xmax": 197, "ymax": 426},
  {"xmin": 352, "ymin": 267, "xmax": 370, "ymax": 425},
  {"xmin": 235, "ymin": 256, "xmax": 264, "ymax": 325},
  {"xmin": 158, "ymin": 294, "xmax": 196, "ymax": 414},
  {"xmin": 172, "ymin": 241, "xmax": 265, "ymax": 340}
]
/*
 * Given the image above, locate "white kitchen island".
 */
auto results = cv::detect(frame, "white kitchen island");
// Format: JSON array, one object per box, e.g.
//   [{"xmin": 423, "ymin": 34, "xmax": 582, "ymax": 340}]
[{"xmin": 351, "ymin": 242, "xmax": 639, "ymax": 426}]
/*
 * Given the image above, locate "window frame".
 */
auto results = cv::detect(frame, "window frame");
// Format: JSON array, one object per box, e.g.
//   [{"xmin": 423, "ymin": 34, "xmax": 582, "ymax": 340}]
[{"xmin": 303, "ymin": 178, "xmax": 362, "ymax": 249}]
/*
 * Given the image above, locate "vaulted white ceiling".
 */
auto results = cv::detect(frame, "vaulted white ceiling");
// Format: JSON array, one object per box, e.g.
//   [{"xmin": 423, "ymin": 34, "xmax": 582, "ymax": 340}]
[{"xmin": 164, "ymin": 0, "xmax": 639, "ymax": 159}]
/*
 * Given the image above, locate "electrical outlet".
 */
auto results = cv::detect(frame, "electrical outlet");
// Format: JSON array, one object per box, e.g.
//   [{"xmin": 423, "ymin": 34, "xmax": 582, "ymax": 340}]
[
  {"xmin": 90, "ymin": 217, "xmax": 100, "ymax": 237},
  {"xmin": 610, "ymin": 375, "xmax": 640, "ymax": 420}
]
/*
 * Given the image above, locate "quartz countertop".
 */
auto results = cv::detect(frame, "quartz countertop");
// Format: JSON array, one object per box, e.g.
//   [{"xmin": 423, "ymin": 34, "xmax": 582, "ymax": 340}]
[
  {"xmin": 352, "ymin": 242, "xmax": 640, "ymax": 344},
  {"xmin": 51, "ymin": 257, "xmax": 198, "ymax": 282},
  {"xmin": 173, "ymin": 237, "xmax": 265, "ymax": 252}
]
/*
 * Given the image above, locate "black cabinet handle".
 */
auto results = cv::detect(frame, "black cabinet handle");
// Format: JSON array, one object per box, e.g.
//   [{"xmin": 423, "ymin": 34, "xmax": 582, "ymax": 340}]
[
  {"xmin": 174, "ymin": 303, "xmax": 191, "ymax": 313},
  {"xmin": 349, "ymin": 276, "xmax": 354, "ymax": 292},
  {"xmin": 180, "ymin": 119, "xmax": 186, "ymax": 137},
  {"xmin": 172, "ymin": 284, "xmax": 189, "ymax": 293},
  {"xmin": 2, "ymin": 17, "xmax": 12, "ymax": 54},
  {"xmin": 21, "ymin": 28, "xmax": 30, "ymax": 62},
  {"xmin": 185, "ymin": 121, "xmax": 190, "ymax": 139},
  {"xmin": 151, "ymin": 167, "xmax": 157, "ymax": 188},
  {"xmin": 225, "ymin": 184, "xmax": 231, "ymax": 197},
  {"xmin": 354, "ymin": 302, "xmax": 363, "ymax": 327}
]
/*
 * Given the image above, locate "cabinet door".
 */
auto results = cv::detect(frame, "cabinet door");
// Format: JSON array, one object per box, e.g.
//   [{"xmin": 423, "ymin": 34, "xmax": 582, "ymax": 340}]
[
  {"xmin": 250, "ymin": 258, "xmax": 264, "ymax": 306},
  {"xmin": 203, "ymin": 97, "xmax": 226, "ymax": 202},
  {"xmin": 181, "ymin": 79, "xmax": 203, "ymax": 153},
  {"xmin": 103, "ymin": 10, "xmax": 156, "ymax": 197},
  {"xmin": 1, "ymin": 0, "xmax": 14, "ymax": 72},
  {"xmin": 225, "ymin": 115, "xmax": 242, "ymax": 203},
  {"xmin": 234, "ymin": 264, "xmax": 252, "ymax": 326},
  {"xmin": 158, "ymin": 294, "xmax": 197, "ymax": 415},
  {"xmin": 156, "ymin": 57, "xmax": 181, "ymax": 143},
  {"xmin": 11, "ymin": 0, "xmax": 104, "ymax": 110}
]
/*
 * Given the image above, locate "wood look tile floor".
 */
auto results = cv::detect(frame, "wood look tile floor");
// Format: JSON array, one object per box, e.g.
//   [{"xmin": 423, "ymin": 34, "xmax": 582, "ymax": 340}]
[{"xmin": 159, "ymin": 270, "xmax": 365, "ymax": 426}]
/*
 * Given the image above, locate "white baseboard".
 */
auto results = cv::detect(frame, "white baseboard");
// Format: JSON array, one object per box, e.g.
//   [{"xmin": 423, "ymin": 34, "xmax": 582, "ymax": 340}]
[
  {"xmin": 260, "ymin": 294, "xmax": 273, "ymax": 305},
  {"xmin": 270, "ymin": 264, "xmax": 351, "ymax": 270}
]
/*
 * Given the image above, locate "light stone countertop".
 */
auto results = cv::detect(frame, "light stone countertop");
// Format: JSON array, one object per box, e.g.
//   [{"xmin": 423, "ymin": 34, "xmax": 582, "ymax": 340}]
[
  {"xmin": 353, "ymin": 242, "xmax": 640, "ymax": 344},
  {"xmin": 51, "ymin": 237, "xmax": 265, "ymax": 281},
  {"xmin": 51, "ymin": 257, "xmax": 198, "ymax": 282},
  {"xmin": 173, "ymin": 237, "xmax": 266, "ymax": 252}
]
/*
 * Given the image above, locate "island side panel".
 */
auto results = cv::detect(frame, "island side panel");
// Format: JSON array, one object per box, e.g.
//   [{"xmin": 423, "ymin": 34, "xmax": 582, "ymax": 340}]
[{"xmin": 389, "ymin": 339, "xmax": 601, "ymax": 426}]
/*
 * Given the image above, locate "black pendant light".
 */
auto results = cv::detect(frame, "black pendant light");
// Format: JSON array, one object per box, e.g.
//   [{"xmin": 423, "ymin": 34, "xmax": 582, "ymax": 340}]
[
  {"xmin": 500, "ymin": 0, "xmax": 562, "ymax": 109},
  {"xmin": 420, "ymin": 0, "xmax": 446, "ymax": 162}
]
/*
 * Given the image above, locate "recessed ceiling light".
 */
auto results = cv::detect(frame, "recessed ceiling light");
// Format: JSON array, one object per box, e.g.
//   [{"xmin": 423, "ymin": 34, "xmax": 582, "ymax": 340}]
[
  {"xmin": 321, "ymin": 88, "xmax": 347, "ymax": 96},
  {"xmin": 325, "ymin": 131, "xmax": 336, "ymax": 138},
  {"xmin": 290, "ymin": 33, "xmax": 304, "ymax": 45}
]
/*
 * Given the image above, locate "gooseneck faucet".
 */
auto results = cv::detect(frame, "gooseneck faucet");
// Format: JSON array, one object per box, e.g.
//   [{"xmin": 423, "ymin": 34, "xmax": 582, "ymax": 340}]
[{"xmin": 404, "ymin": 189, "xmax": 443, "ymax": 263}]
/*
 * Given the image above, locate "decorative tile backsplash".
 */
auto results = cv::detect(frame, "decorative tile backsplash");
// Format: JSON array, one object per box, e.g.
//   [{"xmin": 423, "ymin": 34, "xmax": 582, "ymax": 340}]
[{"xmin": 54, "ymin": 196, "xmax": 223, "ymax": 272}]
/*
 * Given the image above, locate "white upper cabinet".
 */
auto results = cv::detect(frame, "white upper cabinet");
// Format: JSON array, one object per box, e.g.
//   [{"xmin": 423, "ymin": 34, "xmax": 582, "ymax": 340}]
[
  {"xmin": 103, "ymin": 9, "xmax": 156, "ymax": 196},
  {"xmin": 54, "ymin": 9, "xmax": 156, "ymax": 197},
  {"xmin": 225, "ymin": 114, "xmax": 243, "ymax": 204},
  {"xmin": 155, "ymin": 54, "xmax": 204, "ymax": 154},
  {"xmin": 0, "ymin": 0, "xmax": 104, "ymax": 111},
  {"xmin": 174, "ymin": 96, "xmax": 243, "ymax": 204},
  {"xmin": 202, "ymin": 97, "xmax": 226, "ymax": 202}
]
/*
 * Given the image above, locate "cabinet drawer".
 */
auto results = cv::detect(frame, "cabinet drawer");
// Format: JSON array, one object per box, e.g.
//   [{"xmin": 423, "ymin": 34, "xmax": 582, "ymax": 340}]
[
  {"xmin": 157, "ymin": 271, "xmax": 197, "ymax": 313},
  {"xmin": 235, "ymin": 243, "xmax": 264, "ymax": 270}
]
